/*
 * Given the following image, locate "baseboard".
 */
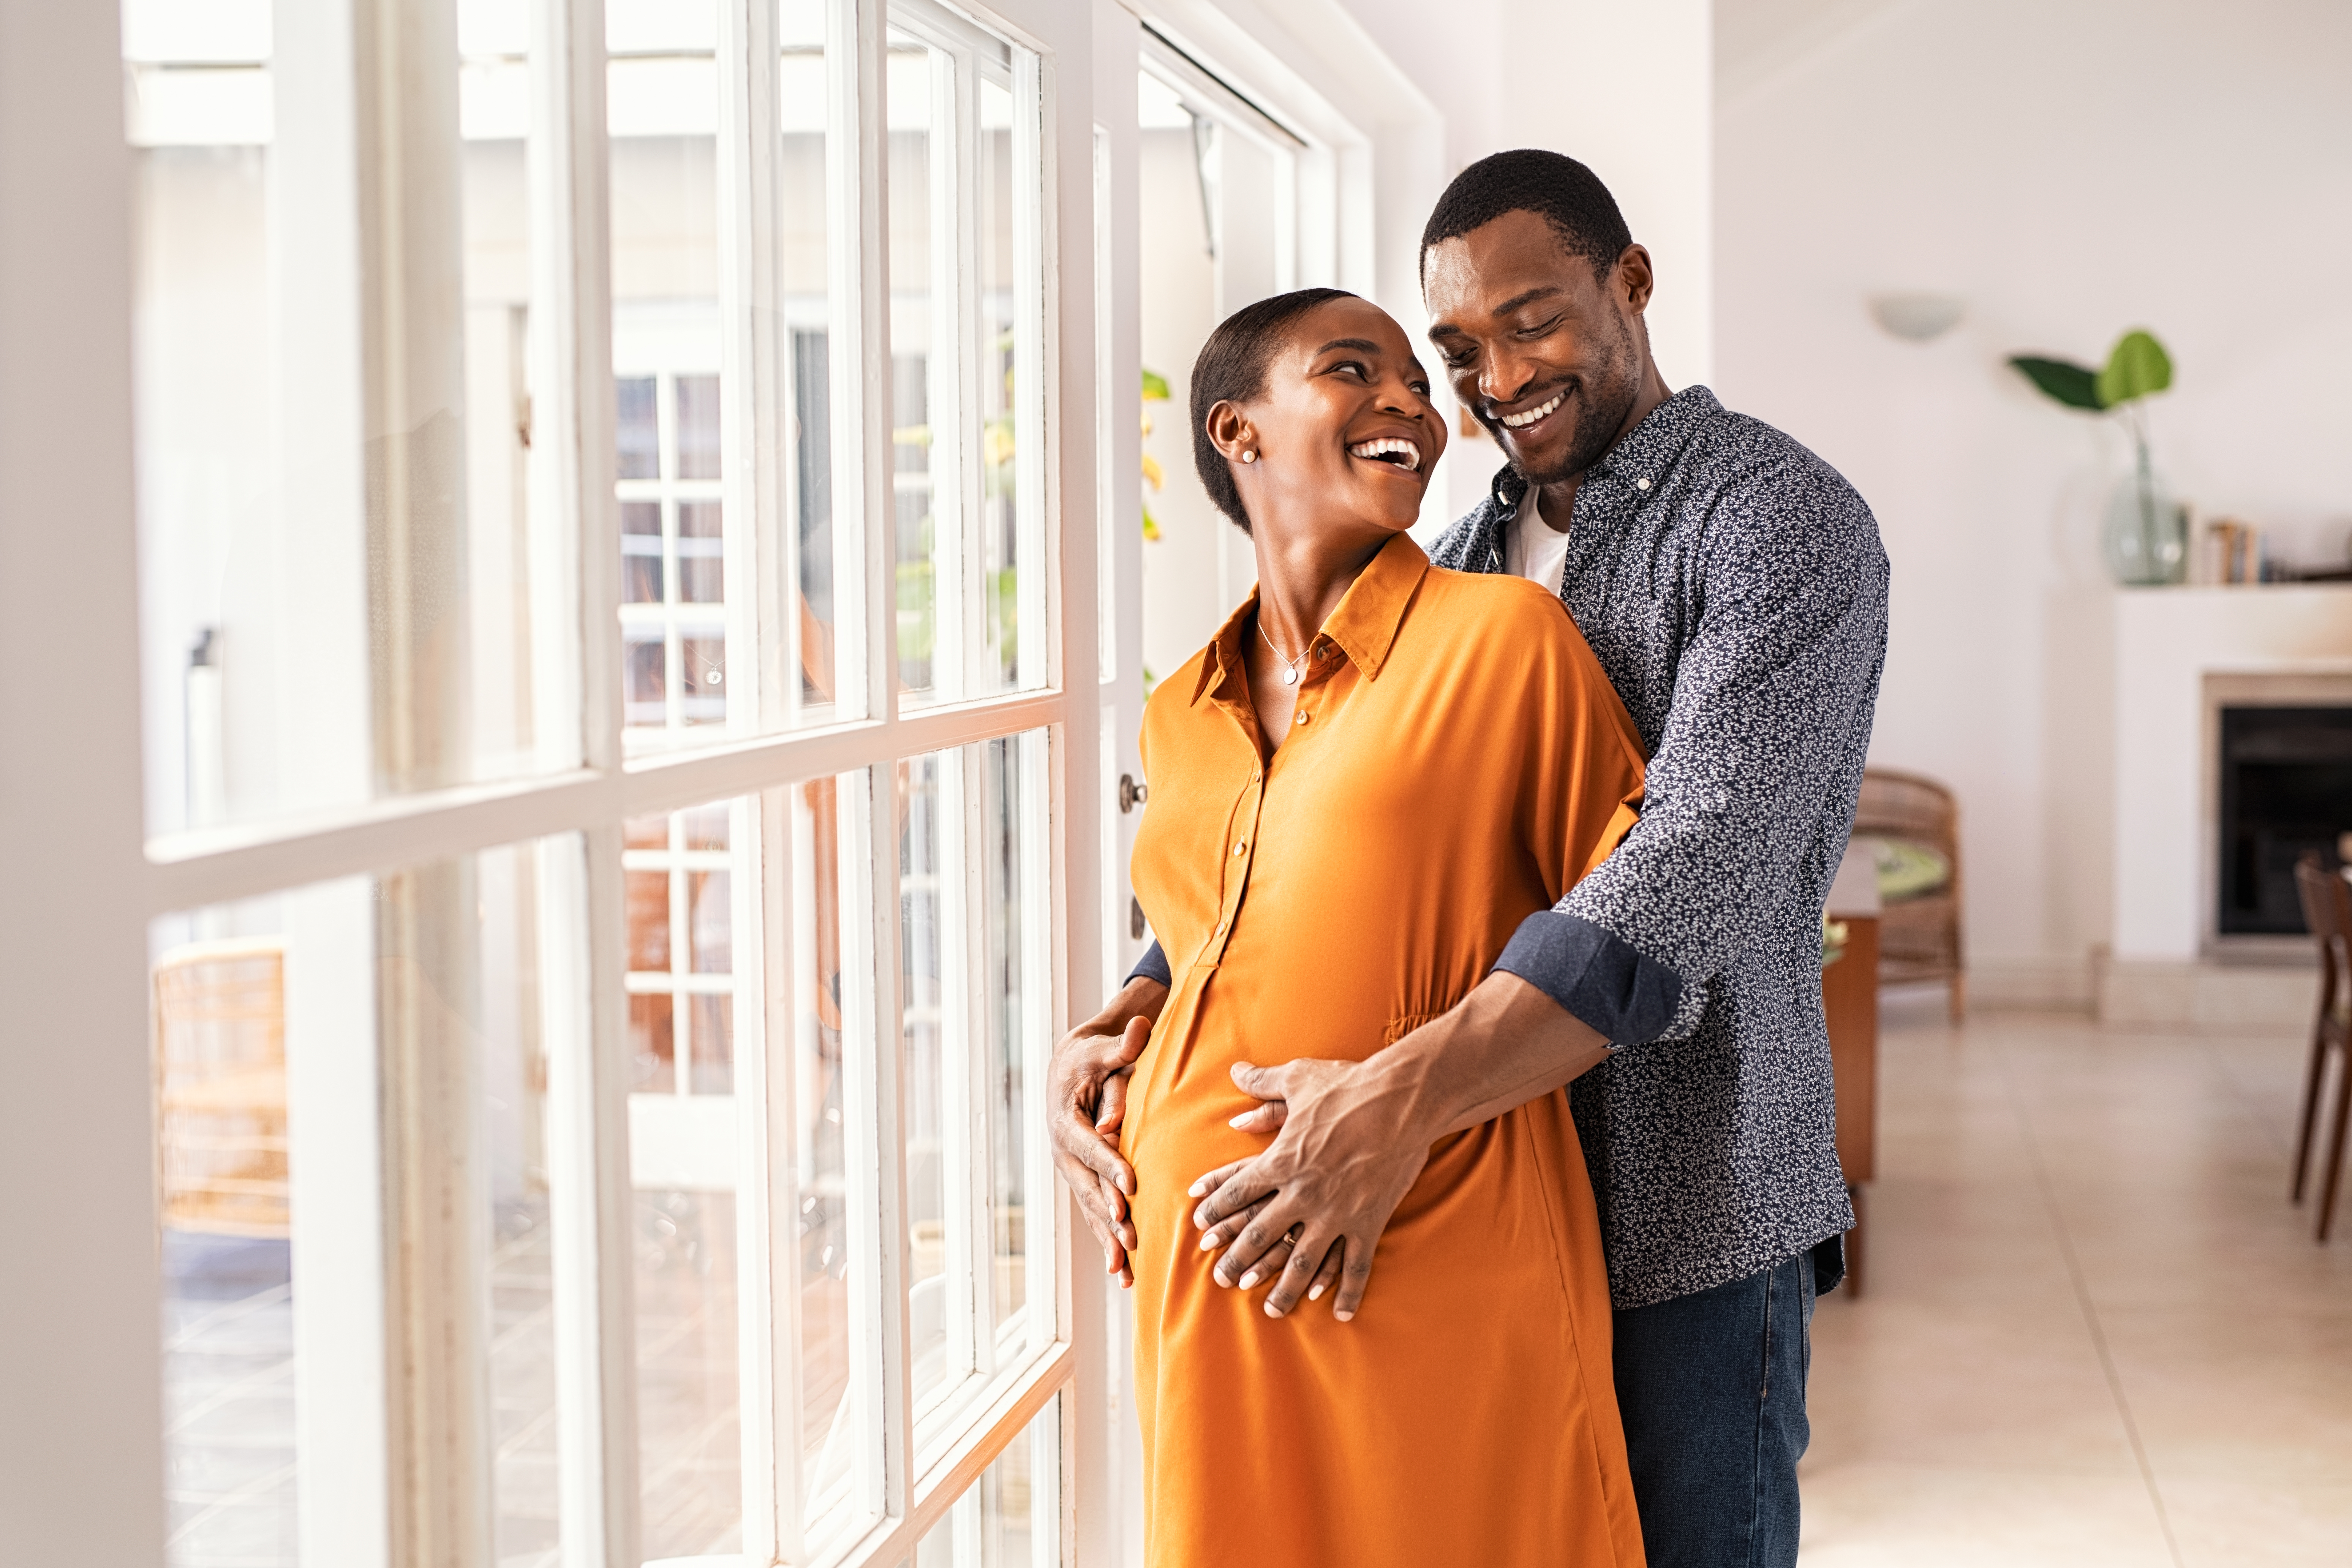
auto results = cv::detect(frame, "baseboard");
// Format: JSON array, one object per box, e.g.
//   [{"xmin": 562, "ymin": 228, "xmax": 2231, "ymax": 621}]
[{"xmin": 2093, "ymin": 956, "xmax": 2317, "ymax": 1032}]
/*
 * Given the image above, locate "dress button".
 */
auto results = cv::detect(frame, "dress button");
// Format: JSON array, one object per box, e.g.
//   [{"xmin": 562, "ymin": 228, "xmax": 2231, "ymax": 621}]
[
  {"xmin": 1635, "ymin": 477, "xmax": 1652, "ymax": 491},
  {"xmin": 1232, "ymin": 841, "xmax": 1246, "ymax": 856},
  {"xmin": 1295, "ymin": 712, "xmax": 1310, "ymax": 726}
]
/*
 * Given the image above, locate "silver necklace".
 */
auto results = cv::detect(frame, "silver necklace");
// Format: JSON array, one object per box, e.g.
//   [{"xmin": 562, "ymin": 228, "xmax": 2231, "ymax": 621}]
[{"xmin": 1258, "ymin": 615, "xmax": 1309, "ymax": 686}]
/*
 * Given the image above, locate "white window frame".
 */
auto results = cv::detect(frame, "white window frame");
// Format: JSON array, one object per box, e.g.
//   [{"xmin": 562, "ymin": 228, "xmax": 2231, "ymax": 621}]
[{"xmin": 8, "ymin": 0, "xmax": 1119, "ymax": 1565}]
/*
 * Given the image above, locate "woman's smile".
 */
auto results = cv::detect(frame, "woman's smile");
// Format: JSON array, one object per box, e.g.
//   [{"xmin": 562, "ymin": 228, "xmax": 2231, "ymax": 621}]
[{"xmin": 1346, "ymin": 435, "xmax": 1424, "ymax": 471}]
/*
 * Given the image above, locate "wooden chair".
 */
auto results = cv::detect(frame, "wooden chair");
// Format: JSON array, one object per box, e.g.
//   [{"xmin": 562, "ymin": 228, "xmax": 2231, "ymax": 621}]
[
  {"xmin": 153, "ymin": 938, "xmax": 289, "ymax": 1237},
  {"xmin": 2290, "ymin": 855, "xmax": 2352, "ymax": 1242},
  {"xmin": 1853, "ymin": 768, "xmax": 1966, "ymax": 1021}
]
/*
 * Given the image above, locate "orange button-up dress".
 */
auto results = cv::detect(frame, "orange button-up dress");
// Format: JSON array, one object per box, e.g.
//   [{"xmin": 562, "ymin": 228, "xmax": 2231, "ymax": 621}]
[{"xmin": 1123, "ymin": 534, "xmax": 1650, "ymax": 1568}]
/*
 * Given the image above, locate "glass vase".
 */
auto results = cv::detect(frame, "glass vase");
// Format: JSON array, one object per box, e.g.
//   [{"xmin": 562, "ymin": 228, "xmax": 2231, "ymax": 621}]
[{"xmin": 2103, "ymin": 462, "xmax": 2189, "ymax": 586}]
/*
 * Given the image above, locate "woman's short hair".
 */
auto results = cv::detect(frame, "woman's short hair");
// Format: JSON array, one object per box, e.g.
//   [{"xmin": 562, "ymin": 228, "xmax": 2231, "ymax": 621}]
[{"xmin": 1189, "ymin": 286, "xmax": 1357, "ymax": 534}]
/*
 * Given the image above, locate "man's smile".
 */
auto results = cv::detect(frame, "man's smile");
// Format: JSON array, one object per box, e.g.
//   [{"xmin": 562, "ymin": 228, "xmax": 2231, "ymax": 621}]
[{"xmin": 1498, "ymin": 387, "xmax": 1566, "ymax": 430}]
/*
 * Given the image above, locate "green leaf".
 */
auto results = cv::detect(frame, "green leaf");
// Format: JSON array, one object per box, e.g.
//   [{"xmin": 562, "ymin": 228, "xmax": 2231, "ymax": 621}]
[
  {"xmin": 1141, "ymin": 368, "xmax": 1171, "ymax": 401},
  {"xmin": 2096, "ymin": 330, "xmax": 2173, "ymax": 407},
  {"xmin": 2008, "ymin": 355, "xmax": 2104, "ymax": 410}
]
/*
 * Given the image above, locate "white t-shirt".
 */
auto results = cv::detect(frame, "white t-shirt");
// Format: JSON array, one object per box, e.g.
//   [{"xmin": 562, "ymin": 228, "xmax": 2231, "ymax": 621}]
[{"xmin": 1505, "ymin": 489, "xmax": 1573, "ymax": 598}]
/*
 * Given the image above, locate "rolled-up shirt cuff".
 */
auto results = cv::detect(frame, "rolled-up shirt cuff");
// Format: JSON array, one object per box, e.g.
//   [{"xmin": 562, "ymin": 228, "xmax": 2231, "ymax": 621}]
[
  {"xmin": 1493, "ymin": 909, "xmax": 1682, "ymax": 1046},
  {"xmin": 1127, "ymin": 939, "xmax": 1172, "ymax": 989}
]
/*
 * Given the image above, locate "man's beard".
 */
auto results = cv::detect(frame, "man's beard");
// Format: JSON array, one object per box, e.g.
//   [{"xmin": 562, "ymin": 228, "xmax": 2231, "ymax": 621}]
[{"xmin": 1496, "ymin": 310, "xmax": 1641, "ymax": 488}]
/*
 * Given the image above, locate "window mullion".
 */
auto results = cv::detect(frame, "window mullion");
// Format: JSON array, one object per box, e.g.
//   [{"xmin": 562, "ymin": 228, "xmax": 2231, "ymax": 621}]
[
  {"xmin": 524, "ymin": 5, "xmax": 635, "ymax": 1565},
  {"xmin": 718, "ymin": 0, "xmax": 785, "ymax": 740},
  {"xmin": 833, "ymin": 0, "xmax": 891, "ymax": 729},
  {"xmin": 840, "ymin": 765, "xmax": 911, "ymax": 1528},
  {"xmin": 548, "ymin": 0, "xmax": 624, "ymax": 778},
  {"xmin": 732, "ymin": 787, "xmax": 793, "ymax": 1563},
  {"xmin": 549, "ymin": 823, "xmax": 645, "ymax": 1568}
]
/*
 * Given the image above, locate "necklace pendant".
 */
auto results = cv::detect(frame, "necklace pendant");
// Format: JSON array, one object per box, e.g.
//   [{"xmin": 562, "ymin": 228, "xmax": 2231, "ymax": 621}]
[{"xmin": 1282, "ymin": 667, "xmax": 1299, "ymax": 686}]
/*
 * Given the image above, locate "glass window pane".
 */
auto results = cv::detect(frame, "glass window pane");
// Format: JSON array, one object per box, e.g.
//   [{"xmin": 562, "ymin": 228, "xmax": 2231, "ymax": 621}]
[
  {"xmin": 633, "ymin": 1186, "xmax": 741, "ymax": 1555},
  {"xmin": 153, "ymin": 939, "xmax": 297, "ymax": 1566},
  {"xmin": 887, "ymin": 6, "xmax": 1042, "ymax": 708},
  {"xmin": 975, "ymin": 76, "xmax": 1023, "ymax": 697},
  {"xmin": 690, "ymin": 994, "xmax": 734, "ymax": 1095},
  {"xmin": 479, "ymin": 844, "xmax": 565, "ymax": 1564},
  {"xmin": 612, "ymin": 0, "xmax": 847, "ymax": 751},
  {"xmin": 625, "ymin": 871, "xmax": 671, "ymax": 970},
  {"xmin": 982, "ymin": 734, "xmax": 1035, "ymax": 1347},
  {"xmin": 675, "ymin": 372, "xmax": 722, "ymax": 479},
  {"xmin": 682, "ymin": 800, "xmax": 730, "ymax": 852},
  {"xmin": 631, "ymin": 991, "xmax": 677, "ymax": 1093},
  {"xmin": 780, "ymin": 0, "xmax": 843, "ymax": 721},
  {"xmin": 902, "ymin": 727, "xmax": 1050, "ymax": 1445},
  {"xmin": 915, "ymin": 1395, "xmax": 1059, "ymax": 1568},
  {"xmin": 618, "ymin": 375, "xmax": 661, "ymax": 479},
  {"xmin": 623, "ymin": 793, "xmax": 754, "ymax": 1552},
  {"xmin": 626, "ymin": 635, "xmax": 669, "ymax": 719},
  {"xmin": 153, "ymin": 833, "xmax": 584, "ymax": 1568},
  {"xmin": 899, "ymin": 752, "xmax": 950, "ymax": 1408},
  {"xmin": 689, "ymin": 869, "xmax": 732, "ymax": 973},
  {"xmin": 129, "ymin": 0, "xmax": 568, "ymax": 839},
  {"xmin": 887, "ymin": 68, "xmax": 939, "ymax": 700},
  {"xmin": 612, "ymin": 0, "xmax": 727, "ymax": 750}
]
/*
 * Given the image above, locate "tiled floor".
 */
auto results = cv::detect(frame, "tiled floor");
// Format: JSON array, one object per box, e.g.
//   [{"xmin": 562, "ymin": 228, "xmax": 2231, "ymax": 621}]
[
  {"xmin": 160, "ymin": 1234, "xmax": 300, "ymax": 1568},
  {"xmin": 161, "ymin": 1191, "xmax": 744, "ymax": 1568},
  {"xmin": 1802, "ymin": 997, "xmax": 2352, "ymax": 1566}
]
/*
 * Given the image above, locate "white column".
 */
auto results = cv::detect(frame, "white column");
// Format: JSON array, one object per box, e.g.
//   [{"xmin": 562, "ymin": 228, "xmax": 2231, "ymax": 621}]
[{"xmin": 0, "ymin": 2, "xmax": 166, "ymax": 1559}]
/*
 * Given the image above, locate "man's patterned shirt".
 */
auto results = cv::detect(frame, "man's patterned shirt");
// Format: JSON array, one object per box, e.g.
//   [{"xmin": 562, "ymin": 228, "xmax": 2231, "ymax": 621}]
[{"xmin": 1440, "ymin": 385, "xmax": 1890, "ymax": 1309}]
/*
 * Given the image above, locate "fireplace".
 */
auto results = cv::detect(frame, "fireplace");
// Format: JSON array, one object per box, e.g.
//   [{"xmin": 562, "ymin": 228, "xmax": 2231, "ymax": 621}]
[{"xmin": 2215, "ymin": 705, "xmax": 2352, "ymax": 936}]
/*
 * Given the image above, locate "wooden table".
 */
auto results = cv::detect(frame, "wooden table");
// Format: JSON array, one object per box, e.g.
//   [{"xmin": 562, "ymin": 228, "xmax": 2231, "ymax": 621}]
[{"xmin": 1824, "ymin": 843, "xmax": 1881, "ymax": 1294}]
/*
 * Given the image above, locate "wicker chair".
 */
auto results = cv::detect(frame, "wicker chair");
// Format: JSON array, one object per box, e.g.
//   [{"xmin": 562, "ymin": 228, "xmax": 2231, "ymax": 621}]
[
  {"xmin": 1852, "ymin": 769, "xmax": 1965, "ymax": 1021},
  {"xmin": 153, "ymin": 938, "xmax": 290, "ymax": 1237}
]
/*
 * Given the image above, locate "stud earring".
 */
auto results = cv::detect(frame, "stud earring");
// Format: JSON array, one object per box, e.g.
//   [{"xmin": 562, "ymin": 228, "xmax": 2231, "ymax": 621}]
[{"xmin": 1241, "ymin": 450, "xmax": 1257, "ymax": 464}]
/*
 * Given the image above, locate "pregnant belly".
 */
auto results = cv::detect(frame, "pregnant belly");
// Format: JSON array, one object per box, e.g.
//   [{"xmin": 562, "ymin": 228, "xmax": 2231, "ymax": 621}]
[{"xmin": 1123, "ymin": 1062, "xmax": 1584, "ymax": 1325}]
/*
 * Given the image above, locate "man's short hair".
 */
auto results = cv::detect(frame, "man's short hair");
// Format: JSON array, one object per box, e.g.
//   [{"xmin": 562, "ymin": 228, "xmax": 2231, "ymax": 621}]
[{"xmin": 1420, "ymin": 149, "xmax": 1631, "ymax": 280}]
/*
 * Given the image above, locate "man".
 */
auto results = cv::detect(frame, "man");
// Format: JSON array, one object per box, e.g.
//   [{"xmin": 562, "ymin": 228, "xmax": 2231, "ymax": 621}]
[{"xmin": 1053, "ymin": 148, "xmax": 1889, "ymax": 1566}]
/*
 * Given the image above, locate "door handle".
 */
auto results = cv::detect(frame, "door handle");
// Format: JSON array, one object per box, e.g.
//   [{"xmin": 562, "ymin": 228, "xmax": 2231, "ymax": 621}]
[{"xmin": 1119, "ymin": 774, "xmax": 1148, "ymax": 813}]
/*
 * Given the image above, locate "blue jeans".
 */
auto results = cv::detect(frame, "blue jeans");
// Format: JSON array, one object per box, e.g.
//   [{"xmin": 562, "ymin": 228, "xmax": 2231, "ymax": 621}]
[{"xmin": 1611, "ymin": 1245, "xmax": 1830, "ymax": 1568}]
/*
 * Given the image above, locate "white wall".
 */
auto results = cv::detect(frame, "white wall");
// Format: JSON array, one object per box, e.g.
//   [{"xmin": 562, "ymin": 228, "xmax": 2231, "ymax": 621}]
[
  {"xmin": 1137, "ymin": 125, "xmax": 1225, "ymax": 689},
  {"xmin": 1340, "ymin": 0, "xmax": 1715, "ymax": 523},
  {"xmin": 1715, "ymin": 0, "xmax": 2352, "ymax": 1001}
]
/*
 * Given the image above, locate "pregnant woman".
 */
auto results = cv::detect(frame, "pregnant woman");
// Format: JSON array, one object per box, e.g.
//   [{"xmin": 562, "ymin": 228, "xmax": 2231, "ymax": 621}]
[{"xmin": 1120, "ymin": 287, "xmax": 1649, "ymax": 1567}]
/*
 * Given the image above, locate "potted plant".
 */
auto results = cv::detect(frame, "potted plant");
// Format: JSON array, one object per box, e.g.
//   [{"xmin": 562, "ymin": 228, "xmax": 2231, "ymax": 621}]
[{"xmin": 2009, "ymin": 330, "xmax": 2186, "ymax": 586}]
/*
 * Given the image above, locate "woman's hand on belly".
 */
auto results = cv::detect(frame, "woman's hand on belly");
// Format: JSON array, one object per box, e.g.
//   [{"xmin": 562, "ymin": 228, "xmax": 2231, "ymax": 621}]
[
  {"xmin": 1048, "ymin": 986, "xmax": 1162, "ymax": 1288},
  {"xmin": 1186, "ymin": 1057, "xmax": 1432, "ymax": 1322}
]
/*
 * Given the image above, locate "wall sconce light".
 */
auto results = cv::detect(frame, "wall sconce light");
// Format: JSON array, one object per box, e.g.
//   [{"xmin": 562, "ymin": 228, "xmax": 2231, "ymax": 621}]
[{"xmin": 1868, "ymin": 292, "xmax": 1966, "ymax": 343}]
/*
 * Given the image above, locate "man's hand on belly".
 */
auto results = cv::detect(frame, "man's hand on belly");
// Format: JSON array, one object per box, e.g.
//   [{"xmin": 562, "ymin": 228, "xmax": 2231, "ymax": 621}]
[
  {"xmin": 1186, "ymin": 1055, "xmax": 1436, "ymax": 1321},
  {"xmin": 1050, "ymin": 975, "xmax": 1167, "ymax": 1288},
  {"xmin": 1190, "ymin": 972, "xmax": 1612, "ymax": 1320}
]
